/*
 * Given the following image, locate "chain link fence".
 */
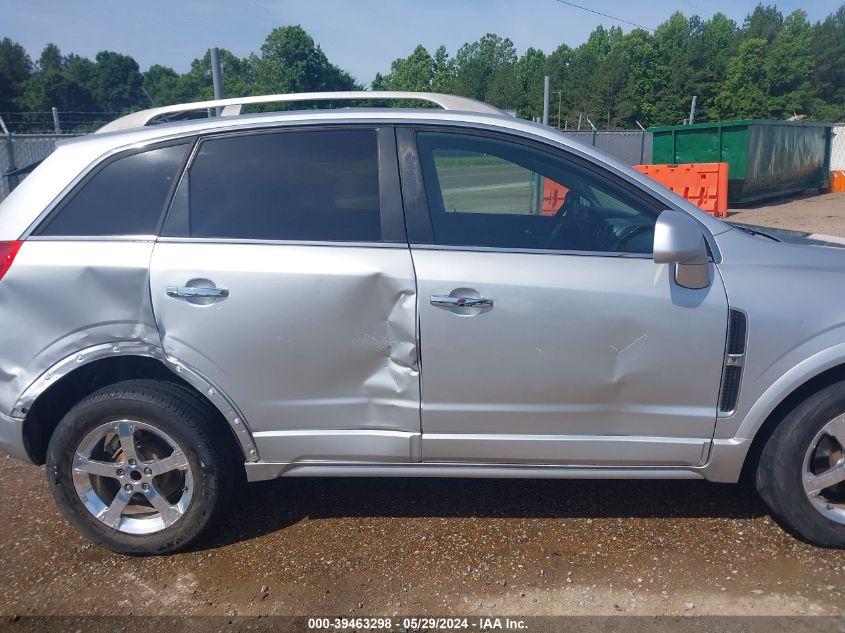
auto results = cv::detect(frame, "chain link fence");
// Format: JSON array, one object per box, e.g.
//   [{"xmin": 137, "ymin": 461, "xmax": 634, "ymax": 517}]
[
  {"xmin": 1, "ymin": 133, "xmax": 79, "ymax": 201},
  {"xmin": 831, "ymin": 124, "xmax": 845, "ymax": 172},
  {"xmin": 0, "ymin": 111, "xmax": 127, "ymax": 134},
  {"xmin": 559, "ymin": 129, "xmax": 652, "ymax": 165}
]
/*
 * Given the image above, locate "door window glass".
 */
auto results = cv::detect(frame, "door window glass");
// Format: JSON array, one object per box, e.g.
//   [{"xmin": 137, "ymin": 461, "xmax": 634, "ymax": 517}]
[
  {"xmin": 415, "ymin": 131, "xmax": 660, "ymax": 253},
  {"xmin": 163, "ymin": 129, "xmax": 382, "ymax": 242}
]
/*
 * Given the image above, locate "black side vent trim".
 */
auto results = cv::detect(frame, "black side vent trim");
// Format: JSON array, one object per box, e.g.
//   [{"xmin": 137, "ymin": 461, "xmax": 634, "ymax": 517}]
[
  {"xmin": 719, "ymin": 309, "xmax": 747, "ymax": 414},
  {"xmin": 726, "ymin": 309, "xmax": 747, "ymax": 355}
]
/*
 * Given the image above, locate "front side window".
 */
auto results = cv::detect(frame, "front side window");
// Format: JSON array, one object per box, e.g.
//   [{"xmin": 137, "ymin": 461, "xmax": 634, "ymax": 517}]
[
  {"xmin": 164, "ymin": 129, "xmax": 382, "ymax": 242},
  {"xmin": 415, "ymin": 131, "xmax": 660, "ymax": 254},
  {"xmin": 37, "ymin": 143, "xmax": 189, "ymax": 236}
]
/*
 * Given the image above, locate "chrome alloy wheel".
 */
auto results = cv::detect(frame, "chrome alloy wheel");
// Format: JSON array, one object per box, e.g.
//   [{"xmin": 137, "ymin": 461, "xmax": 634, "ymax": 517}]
[
  {"xmin": 803, "ymin": 413, "xmax": 845, "ymax": 525},
  {"xmin": 71, "ymin": 419, "xmax": 193, "ymax": 535}
]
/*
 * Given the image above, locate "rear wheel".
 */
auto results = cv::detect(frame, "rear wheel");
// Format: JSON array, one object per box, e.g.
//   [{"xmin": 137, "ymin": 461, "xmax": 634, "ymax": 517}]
[
  {"xmin": 757, "ymin": 380, "xmax": 845, "ymax": 547},
  {"xmin": 46, "ymin": 379, "xmax": 232, "ymax": 555}
]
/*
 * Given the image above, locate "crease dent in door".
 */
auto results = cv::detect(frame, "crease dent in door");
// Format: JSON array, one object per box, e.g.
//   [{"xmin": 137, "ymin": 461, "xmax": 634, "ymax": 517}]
[
  {"xmin": 356, "ymin": 275, "xmax": 419, "ymax": 407},
  {"xmin": 607, "ymin": 332, "xmax": 649, "ymax": 387}
]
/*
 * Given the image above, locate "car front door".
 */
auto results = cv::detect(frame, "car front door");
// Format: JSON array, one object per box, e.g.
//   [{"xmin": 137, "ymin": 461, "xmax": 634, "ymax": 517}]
[
  {"xmin": 400, "ymin": 127, "xmax": 728, "ymax": 467},
  {"xmin": 149, "ymin": 126, "xmax": 420, "ymax": 465}
]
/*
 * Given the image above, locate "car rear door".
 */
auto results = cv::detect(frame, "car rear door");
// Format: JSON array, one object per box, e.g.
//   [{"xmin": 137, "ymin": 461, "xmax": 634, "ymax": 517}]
[
  {"xmin": 399, "ymin": 127, "xmax": 728, "ymax": 467},
  {"xmin": 149, "ymin": 126, "xmax": 421, "ymax": 465}
]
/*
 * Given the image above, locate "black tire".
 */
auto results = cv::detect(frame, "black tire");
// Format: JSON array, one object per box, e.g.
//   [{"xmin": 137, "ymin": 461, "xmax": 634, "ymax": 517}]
[
  {"xmin": 757, "ymin": 380, "xmax": 845, "ymax": 547},
  {"xmin": 46, "ymin": 379, "xmax": 233, "ymax": 555}
]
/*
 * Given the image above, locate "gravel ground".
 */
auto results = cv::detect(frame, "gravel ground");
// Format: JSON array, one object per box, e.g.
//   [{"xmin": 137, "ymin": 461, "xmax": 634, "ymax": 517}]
[
  {"xmin": 3, "ymin": 191, "xmax": 845, "ymax": 624},
  {"xmin": 729, "ymin": 192, "xmax": 845, "ymax": 237}
]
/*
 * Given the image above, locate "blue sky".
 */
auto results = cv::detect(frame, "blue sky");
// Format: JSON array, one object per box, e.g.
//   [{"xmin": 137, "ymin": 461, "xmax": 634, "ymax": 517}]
[{"xmin": 2, "ymin": 0, "xmax": 841, "ymax": 85}]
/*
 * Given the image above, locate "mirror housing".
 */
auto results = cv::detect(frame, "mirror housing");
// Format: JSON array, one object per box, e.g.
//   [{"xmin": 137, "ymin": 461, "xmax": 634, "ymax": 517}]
[{"xmin": 653, "ymin": 210, "xmax": 710, "ymax": 289}]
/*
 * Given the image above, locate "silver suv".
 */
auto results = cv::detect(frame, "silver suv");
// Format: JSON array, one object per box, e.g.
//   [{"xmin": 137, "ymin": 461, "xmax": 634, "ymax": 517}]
[{"xmin": 1, "ymin": 92, "xmax": 843, "ymax": 554}]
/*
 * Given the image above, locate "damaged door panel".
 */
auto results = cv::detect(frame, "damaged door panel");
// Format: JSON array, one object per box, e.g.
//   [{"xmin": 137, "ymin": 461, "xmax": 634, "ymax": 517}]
[
  {"xmin": 412, "ymin": 249, "xmax": 728, "ymax": 465},
  {"xmin": 150, "ymin": 242, "xmax": 420, "ymax": 464}
]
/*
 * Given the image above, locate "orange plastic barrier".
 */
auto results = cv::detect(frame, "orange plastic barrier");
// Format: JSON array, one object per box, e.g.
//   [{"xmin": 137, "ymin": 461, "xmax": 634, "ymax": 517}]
[
  {"xmin": 633, "ymin": 162, "xmax": 729, "ymax": 218},
  {"xmin": 541, "ymin": 178, "xmax": 570, "ymax": 215},
  {"xmin": 831, "ymin": 170, "xmax": 845, "ymax": 193}
]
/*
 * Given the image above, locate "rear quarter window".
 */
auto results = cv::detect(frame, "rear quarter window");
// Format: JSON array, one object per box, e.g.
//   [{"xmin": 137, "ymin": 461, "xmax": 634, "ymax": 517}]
[{"xmin": 36, "ymin": 143, "xmax": 189, "ymax": 237}]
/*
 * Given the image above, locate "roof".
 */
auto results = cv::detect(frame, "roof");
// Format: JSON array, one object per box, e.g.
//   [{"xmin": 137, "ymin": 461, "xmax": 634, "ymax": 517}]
[{"xmin": 97, "ymin": 91, "xmax": 505, "ymax": 134}]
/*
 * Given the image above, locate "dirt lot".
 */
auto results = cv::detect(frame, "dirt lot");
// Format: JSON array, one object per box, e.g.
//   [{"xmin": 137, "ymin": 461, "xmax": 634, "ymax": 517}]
[
  {"xmin": 729, "ymin": 191, "xmax": 845, "ymax": 237},
  {"xmin": 2, "ymin": 192, "xmax": 845, "ymax": 626}
]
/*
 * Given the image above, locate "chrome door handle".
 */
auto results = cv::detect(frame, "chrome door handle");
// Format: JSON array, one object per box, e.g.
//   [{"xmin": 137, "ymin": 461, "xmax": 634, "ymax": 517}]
[
  {"xmin": 166, "ymin": 286, "xmax": 229, "ymax": 299},
  {"xmin": 431, "ymin": 295, "xmax": 494, "ymax": 309}
]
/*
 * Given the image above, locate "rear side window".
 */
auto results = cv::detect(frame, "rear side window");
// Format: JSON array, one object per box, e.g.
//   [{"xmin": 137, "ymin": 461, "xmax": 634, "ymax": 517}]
[
  {"xmin": 37, "ymin": 144, "xmax": 189, "ymax": 236},
  {"xmin": 163, "ymin": 129, "xmax": 382, "ymax": 242}
]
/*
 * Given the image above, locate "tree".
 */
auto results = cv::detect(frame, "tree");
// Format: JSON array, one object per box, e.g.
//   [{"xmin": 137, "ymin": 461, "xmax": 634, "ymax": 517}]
[
  {"xmin": 452, "ymin": 33, "xmax": 517, "ymax": 101},
  {"xmin": 514, "ymin": 47, "xmax": 546, "ymax": 118},
  {"xmin": 487, "ymin": 63, "xmax": 521, "ymax": 110},
  {"xmin": 651, "ymin": 12, "xmax": 694, "ymax": 125},
  {"xmin": 811, "ymin": 4, "xmax": 845, "ymax": 120},
  {"xmin": 431, "ymin": 46, "xmax": 455, "ymax": 93},
  {"xmin": 251, "ymin": 26, "xmax": 357, "ymax": 97},
  {"xmin": 89, "ymin": 51, "xmax": 145, "ymax": 112},
  {"xmin": 689, "ymin": 13, "xmax": 739, "ymax": 122},
  {"xmin": 21, "ymin": 44, "xmax": 95, "ymax": 113},
  {"xmin": 765, "ymin": 10, "xmax": 814, "ymax": 118},
  {"xmin": 374, "ymin": 45, "xmax": 437, "ymax": 91},
  {"xmin": 4, "ymin": 5, "xmax": 845, "ymax": 131},
  {"xmin": 143, "ymin": 64, "xmax": 196, "ymax": 106},
  {"xmin": 713, "ymin": 38, "xmax": 770, "ymax": 119},
  {"xmin": 744, "ymin": 4, "xmax": 783, "ymax": 43},
  {"xmin": 0, "ymin": 38, "xmax": 31, "ymax": 112},
  {"xmin": 616, "ymin": 29, "xmax": 659, "ymax": 126}
]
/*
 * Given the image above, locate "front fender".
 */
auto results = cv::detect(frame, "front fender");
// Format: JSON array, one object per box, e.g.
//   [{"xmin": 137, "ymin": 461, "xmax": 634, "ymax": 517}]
[{"xmin": 732, "ymin": 341, "xmax": 845, "ymax": 441}]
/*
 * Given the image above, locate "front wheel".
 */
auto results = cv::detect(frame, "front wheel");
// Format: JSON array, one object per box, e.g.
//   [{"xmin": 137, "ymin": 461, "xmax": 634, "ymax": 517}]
[
  {"xmin": 46, "ymin": 379, "xmax": 231, "ymax": 555},
  {"xmin": 757, "ymin": 380, "xmax": 845, "ymax": 547}
]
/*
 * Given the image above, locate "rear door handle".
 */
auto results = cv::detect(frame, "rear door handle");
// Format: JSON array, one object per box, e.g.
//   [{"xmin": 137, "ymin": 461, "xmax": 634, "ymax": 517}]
[
  {"xmin": 431, "ymin": 295, "xmax": 494, "ymax": 309},
  {"xmin": 166, "ymin": 286, "xmax": 229, "ymax": 299}
]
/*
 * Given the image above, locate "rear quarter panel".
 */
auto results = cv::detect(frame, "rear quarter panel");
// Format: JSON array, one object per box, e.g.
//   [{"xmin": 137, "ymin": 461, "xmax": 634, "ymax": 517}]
[{"xmin": 0, "ymin": 240, "xmax": 159, "ymax": 416}]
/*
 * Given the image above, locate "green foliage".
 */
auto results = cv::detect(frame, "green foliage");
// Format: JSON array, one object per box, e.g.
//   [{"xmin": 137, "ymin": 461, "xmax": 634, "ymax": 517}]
[
  {"xmin": 378, "ymin": 4, "xmax": 845, "ymax": 128},
  {"xmin": 251, "ymin": 26, "xmax": 357, "ymax": 97},
  {"xmin": 713, "ymin": 38, "xmax": 770, "ymax": 119},
  {"xmin": 2, "ymin": 7, "xmax": 844, "ymax": 133},
  {"xmin": 811, "ymin": 5, "xmax": 845, "ymax": 120},
  {"xmin": 0, "ymin": 38, "xmax": 31, "ymax": 113},
  {"xmin": 452, "ymin": 33, "xmax": 517, "ymax": 102}
]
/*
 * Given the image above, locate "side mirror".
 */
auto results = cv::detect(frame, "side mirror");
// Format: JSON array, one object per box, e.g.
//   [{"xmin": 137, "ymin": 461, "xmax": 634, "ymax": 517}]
[{"xmin": 653, "ymin": 210, "xmax": 710, "ymax": 290}]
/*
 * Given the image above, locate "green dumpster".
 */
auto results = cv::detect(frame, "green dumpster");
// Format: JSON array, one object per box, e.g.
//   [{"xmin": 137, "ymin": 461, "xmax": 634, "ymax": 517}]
[{"xmin": 649, "ymin": 119, "xmax": 833, "ymax": 204}]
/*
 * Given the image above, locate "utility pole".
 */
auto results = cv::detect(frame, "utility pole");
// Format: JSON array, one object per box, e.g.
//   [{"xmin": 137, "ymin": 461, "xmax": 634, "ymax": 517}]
[
  {"xmin": 0, "ymin": 113, "xmax": 16, "ymax": 194},
  {"xmin": 555, "ymin": 90, "xmax": 563, "ymax": 129},
  {"xmin": 688, "ymin": 95, "xmax": 697, "ymax": 125},
  {"xmin": 542, "ymin": 76, "xmax": 550, "ymax": 126},
  {"xmin": 635, "ymin": 120, "xmax": 647, "ymax": 164},
  {"xmin": 51, "ymin": 107, "xmax": 61, "ymax": 134},
  {"xmin": 586, "ymin": 116, "xmax": 597, "ymax": 147},
  {"xmin": 210, "ymin": 47, "xmax": 224, "ymax": 116}
]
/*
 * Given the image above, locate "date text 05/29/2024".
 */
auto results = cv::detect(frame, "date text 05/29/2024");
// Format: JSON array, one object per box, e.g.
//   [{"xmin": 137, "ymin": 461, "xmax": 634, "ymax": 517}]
[{"xmin": 307, "ymin": 616, "xmax": 528, "ymax": 630}]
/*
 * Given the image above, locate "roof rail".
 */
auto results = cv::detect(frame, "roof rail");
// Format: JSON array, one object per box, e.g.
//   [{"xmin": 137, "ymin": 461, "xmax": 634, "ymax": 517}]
[{"xmin": 97, "ymin": 91, "xmax": 505, "ymax": 133}]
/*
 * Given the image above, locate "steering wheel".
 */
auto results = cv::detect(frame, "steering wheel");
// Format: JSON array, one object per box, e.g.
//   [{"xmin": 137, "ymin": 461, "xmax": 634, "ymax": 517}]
[
  {"xmin": 543, "ymin": 194, "xmax": 581, "ymax": 248},
  {"xmin": 615, "ymin": 224, "xmax": 654, "ymax": 253}
]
